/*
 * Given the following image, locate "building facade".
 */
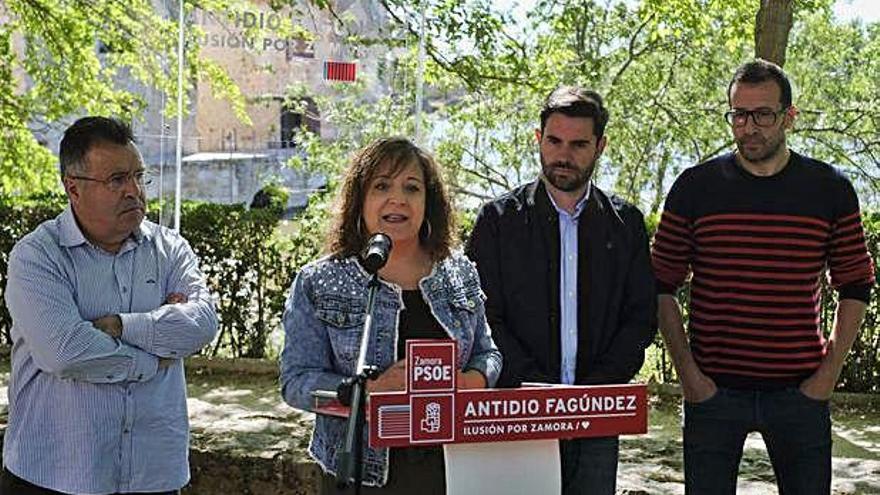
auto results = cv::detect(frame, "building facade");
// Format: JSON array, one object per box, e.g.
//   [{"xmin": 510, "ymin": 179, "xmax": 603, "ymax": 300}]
[{"xmin": 27, "ymin": 0, "xmax": 392, "ymax": 214}]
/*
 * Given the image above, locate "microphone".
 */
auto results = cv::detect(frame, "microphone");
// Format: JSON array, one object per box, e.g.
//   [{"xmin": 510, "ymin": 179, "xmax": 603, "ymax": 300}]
[{"xmin": 361, "ymin": 233, "xmax": 392, "ymax": 274}]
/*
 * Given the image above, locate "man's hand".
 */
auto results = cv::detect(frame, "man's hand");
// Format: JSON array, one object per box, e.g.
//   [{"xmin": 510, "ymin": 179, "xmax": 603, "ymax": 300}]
[
  {"xmin": 681, "ymin": 368, "xmax": 717, "ymax": 403},
  {"xmin": 159, "ymin": 358, "xmax": 177, "ymax": 369},
  {"xmin": 367, "ymin": 360, "xmax": 407, "ymax": 393},
  {"xmin": 92, "ymin": 315, "xmax": 123, "ymax": 339},
  {"xmin": 799, "ymin": 341, "xmax": 837, "ymax": 401},
  {"xmin": 92, "ymin": 293, "xmax": 186, "ymax": 339},
  {"xmin": 164, "ymin": 292, "xmax": 187, "ymax": 305},
  {"xmin": 799, "ymin": 371, "xmax": 835, "ymax": 401}
]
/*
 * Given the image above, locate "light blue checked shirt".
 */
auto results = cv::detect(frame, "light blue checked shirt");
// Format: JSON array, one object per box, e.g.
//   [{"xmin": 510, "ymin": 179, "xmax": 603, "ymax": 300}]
[
  {"xmin": 546, "ymin": 186, "xmax": 590, "ymax": 385},
  {"xmin": 3, "ymin": 206, "xmax": 217, "ymax": 494}
]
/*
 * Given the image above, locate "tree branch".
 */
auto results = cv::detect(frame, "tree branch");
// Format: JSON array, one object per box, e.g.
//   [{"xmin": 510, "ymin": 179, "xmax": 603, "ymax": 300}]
[
  {"xmin": 377, "ymin": 0, "xmax": 537, "ymax": 91},
  {"xmin": 607, "ymin": 13, "xmax": 655, "ymax": 94}
]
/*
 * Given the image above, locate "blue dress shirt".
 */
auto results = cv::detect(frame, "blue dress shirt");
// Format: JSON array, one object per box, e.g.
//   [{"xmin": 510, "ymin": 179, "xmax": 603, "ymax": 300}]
[
  {"xmin": 3, "ymin": 206, "xmax": 217, "ymax": 494},
  {"xmin": 546, "ymin": 185, "xmax": 590, "ymax": 385}
]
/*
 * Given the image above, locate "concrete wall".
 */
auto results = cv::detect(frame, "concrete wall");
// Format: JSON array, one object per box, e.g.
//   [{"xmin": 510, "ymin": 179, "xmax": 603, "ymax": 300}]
[{"xmin": 147, "ymin": 151, "xmax": 325, "ymax": 212}]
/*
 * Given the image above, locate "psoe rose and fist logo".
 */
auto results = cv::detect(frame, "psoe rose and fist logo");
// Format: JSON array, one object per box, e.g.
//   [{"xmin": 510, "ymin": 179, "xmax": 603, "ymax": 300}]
[{"xmin": 411, "ymin": 394, "xmax": 454, "ymax": 442}]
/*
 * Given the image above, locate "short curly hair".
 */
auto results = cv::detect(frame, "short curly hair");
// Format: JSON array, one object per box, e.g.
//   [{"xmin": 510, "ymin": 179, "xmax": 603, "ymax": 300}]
[{"xmin": 325, "ymin": 137, "xmax": 456, "ymax": 261}]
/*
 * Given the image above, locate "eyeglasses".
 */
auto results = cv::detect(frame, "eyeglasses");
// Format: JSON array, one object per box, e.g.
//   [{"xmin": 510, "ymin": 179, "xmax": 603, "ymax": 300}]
[
  {"xmin": 68, "ymin": 170, "xmax": 153, "ymax": 192},
  {"xmin": 724, "ymin": 108, "xmax": 788, "ymax": 127}
]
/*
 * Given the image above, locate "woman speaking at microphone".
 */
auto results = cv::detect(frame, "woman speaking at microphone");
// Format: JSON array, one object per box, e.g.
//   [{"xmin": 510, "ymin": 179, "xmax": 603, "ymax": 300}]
[{"xmin": 280, "ymin": 137, "xmax": 502, "ymax": 494}]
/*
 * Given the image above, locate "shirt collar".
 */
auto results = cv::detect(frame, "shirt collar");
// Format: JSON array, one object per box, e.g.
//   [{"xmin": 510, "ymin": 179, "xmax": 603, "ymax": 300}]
[
  {"xmin": 58, "ymin": 204, "xmax": 149, "ymax": 249},
  {"xmin": 545, "ymin": 181, "xmax": 591, "ymax": 218},
  {"xmin": 58, "ymin": 206, "xmax": 88, "ymax": 248}
]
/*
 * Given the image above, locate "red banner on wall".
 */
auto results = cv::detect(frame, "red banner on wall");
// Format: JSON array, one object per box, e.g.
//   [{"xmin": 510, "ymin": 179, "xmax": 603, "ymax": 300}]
[{"xmin": 323, "ymin": 60, "xmax": 357, "ymax": 82}]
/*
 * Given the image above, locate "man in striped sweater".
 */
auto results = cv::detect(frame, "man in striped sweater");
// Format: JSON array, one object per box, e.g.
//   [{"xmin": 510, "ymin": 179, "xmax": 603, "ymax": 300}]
[{"xmin": 652, "ymin": 59, "xmax": 875, "ymax": 494}]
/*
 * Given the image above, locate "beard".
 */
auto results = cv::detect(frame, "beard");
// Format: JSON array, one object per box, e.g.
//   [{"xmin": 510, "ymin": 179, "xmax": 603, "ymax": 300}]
[
  {"xmin": 735, "ymin": 132, "xmax": 785, "ymax": 163},
  {"xmin": 540, "ymin": 154, "xmax": 595, "ymax": 193}
]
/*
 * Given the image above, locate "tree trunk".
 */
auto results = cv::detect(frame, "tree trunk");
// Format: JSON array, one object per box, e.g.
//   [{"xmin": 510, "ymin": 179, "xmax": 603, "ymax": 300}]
[{"xmin": 755, "ymin": 0, "xmax": 794, "ymax": 66}]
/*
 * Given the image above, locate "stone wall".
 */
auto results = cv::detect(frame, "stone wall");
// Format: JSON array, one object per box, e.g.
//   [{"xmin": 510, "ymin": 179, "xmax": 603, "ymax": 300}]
[
  {"xmin": 147, "ymin": 151, "xmax": 325, "ymax": 213},
  {"xmin": 186, "ymin": 448, "xmax": 323, "ymax": 494}
]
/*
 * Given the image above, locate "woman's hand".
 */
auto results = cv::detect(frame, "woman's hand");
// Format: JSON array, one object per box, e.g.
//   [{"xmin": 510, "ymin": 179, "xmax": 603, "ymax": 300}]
[
  {"xmin": 368, "ymin": 362, "xmax": 488, "ymax": 392},
  {"xmin": 457, "ymin": 369, "xmax": 488, "ymax": 390},
  {"xmin": 367, "ymin": 359, "xmax": 407, "ymax": 393}
]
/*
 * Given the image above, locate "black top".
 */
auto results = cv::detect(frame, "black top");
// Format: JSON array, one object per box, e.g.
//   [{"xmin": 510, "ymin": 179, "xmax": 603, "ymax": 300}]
[{"xmin": 397, "ymin": 290, "xmax": 448, "ymax": 359}]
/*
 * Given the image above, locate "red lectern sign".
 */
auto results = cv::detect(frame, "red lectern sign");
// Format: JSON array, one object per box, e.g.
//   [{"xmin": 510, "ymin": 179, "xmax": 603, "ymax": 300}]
[
  {"xmin": 407, "ymin": 340, "xmax": 456, "ymax": 392},
  {"xmin": 368, "ymin": 340, "xmax": 648, "ymax": 448}
]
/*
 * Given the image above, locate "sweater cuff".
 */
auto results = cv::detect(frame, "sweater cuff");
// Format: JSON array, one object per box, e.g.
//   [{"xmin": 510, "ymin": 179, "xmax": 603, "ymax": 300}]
[
  {"xmin": 656, "ymin": 280, "xmax": 680, "ymax": 295},
  {"xmin": 838, "ymin": 282, "xmax": 873, "ymax": 303}
]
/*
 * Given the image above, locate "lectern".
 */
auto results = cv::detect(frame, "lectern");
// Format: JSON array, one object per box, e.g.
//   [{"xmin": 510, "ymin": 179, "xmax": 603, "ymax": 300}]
[{"xmin": 318, "ymin": 340, "xmax": 648, "ymax": 495}]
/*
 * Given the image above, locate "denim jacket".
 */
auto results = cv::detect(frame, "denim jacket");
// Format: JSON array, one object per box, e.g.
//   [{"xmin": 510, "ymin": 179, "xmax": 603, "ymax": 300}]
[{"xmin": 280, "ymin": 251, "xmax": 502, "ymax": 486}]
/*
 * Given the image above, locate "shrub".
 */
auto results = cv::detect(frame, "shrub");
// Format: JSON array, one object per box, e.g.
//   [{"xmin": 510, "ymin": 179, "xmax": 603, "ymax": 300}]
[
  {"xmin": 0, "ymin": 197, "xmax": 877, "ymax": 391},
  {"xmin": 0, "ymin": 196, "xmax": 317, "ymax": 359}
]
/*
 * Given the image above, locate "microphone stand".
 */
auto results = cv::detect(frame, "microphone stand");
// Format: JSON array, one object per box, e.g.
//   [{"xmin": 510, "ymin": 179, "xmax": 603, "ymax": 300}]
[{"xmin": 335, "ymin": 271, "xmax": 381, "ymax": 494}]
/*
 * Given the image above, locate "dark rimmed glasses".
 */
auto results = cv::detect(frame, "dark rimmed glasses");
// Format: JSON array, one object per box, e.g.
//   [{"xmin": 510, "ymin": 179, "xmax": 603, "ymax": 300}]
[
  {"xmin": 68, "ymin": 170, "xmax": 153, "ymax": 192},
  {"xmin": 724, "ymin": 108, "xmax": 788, "ymax": 127}
]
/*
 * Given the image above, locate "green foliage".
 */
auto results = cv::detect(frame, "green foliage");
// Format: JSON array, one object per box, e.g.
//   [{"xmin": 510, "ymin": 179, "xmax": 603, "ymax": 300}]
[
  {"xmin": 251, "ymin": 181, "xmax": 290, "ymax": 215},
  {"xmin": 786, "ymin": 10, "xmax": 880, "ymax": 204},
  {"xmin": 0, "ymin": 194, "xmax": 67, "ymax": 342},
  {"xmin": 371, "ymin": 0, "xmax": 878, "ymax": 216},
  {"xmin": 1, "ymin": 195, "xmax": 877, "ymax": 388},
  {"xmin": 0, "ymin": 196, "xmax": 300, "ymax": 359},
  {"xmin": 0, "ymin": 0, "xmax": 255, "ymax": 197},
  {"xmin": 0, "ymin": 29, "xmax": 59, "ymax": 196},
  {"xmin": 177, "ymin": 201, "xmax": 296, "ymax": 358},
  {"xmin": 837, "ymin": 211, "xmax": 880, "ymax": 392},
  {"xmin": 283, "ymin": 189, "xmax": 332, "ymax": 272}
]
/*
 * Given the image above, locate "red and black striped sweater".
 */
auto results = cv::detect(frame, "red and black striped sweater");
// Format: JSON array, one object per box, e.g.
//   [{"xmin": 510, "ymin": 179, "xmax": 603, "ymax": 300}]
[{"xmin": 652, "ymin": 151, "xmax": 875, "ymax": 389}]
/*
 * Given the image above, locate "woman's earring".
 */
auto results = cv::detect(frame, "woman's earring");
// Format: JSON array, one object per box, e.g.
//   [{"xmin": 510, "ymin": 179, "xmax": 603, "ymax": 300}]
[{"xmin": 420, "ymin": 218, "xmax": 433, "ymax": 241}]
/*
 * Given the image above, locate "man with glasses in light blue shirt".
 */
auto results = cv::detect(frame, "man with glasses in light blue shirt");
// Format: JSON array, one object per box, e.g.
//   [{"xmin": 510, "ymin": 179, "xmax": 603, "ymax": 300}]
[{"xmin": 2, "ymin": 116, "xmax": 218, "ymax": 494}]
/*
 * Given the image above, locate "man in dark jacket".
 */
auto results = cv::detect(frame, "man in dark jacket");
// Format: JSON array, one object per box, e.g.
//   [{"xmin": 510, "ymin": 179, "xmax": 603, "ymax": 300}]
[{"xmin": 466, "ymin": 85, "xmax": 657, "ymax": 495}]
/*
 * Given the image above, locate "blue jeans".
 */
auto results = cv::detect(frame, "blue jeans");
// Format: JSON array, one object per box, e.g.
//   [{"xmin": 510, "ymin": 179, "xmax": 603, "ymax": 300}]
[
  {"xmin": 683, "ymin": 386, "xmax": 831, "ymax": 495},
  {"xmin": 559, "ymin": 436, "xmax": 619, "ymax": 495}
]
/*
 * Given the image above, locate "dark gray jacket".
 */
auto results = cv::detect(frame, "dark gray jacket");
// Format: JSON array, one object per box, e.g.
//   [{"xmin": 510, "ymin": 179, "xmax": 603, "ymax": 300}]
[{"xmin": 466, "ymin": 180, "xmax": 657, "ymax": 387}]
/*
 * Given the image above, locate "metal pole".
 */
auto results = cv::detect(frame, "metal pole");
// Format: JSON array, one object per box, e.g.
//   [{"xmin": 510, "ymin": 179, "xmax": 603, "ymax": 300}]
[
  {"xmin": 173, "ymin": 0, "xmax": 185, "ymax": 231},
  {"xmin": 158, "ymin": 0, "xmax": 169, "ymax": 227},
  {"xmin": 414, "ymin": 0, "xmax": 427, "ymax": 143},
  {"xmin": 159, "ymin": 116, "xmax": 166, "ymax": 226}
]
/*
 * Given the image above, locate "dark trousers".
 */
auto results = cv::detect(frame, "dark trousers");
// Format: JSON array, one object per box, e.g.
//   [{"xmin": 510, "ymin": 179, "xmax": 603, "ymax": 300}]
[
  {"xmin": 0, "ymin": 468, "xmax": 179, "ymax": 495},
  {"xmin": 321, "ymin": 446, "xmax": 445, "ymax": 495},
  {"xmin": 559, "ymin": 436, "xmax": 619, "ymax": 495},
  {"xmin": 683, "ymin": 386, "xmax": 832, "ymax": 495}
]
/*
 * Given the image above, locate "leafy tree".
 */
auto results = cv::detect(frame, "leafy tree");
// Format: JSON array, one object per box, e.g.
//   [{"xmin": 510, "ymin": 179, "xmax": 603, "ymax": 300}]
[
  {"xmin": 0, "ymin": 0, "xmax": 253, "ymax": 197},
  {"xmin": 351, "ymin": 0, "xmax": 879, "ymax": 214},
  {"xmin": 786, "ymin": 10, "xmax": 880, "ymax": 204}
]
